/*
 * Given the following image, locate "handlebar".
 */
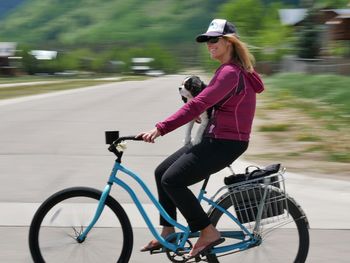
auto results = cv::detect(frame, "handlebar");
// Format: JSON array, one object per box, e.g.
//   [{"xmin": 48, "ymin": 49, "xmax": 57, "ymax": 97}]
[
  {"xmin": 106, "ymin": 131, "xmax": 143, "ymax": 162},
  {"xmin": 112, "ymin": 135, "xmax": 143, "ymax": 145}
]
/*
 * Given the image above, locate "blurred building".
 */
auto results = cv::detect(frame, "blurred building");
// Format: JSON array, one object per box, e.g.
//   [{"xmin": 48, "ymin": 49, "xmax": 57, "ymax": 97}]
[
  {"xmin": 279, "ymin": 8, "xmax": 307, "ymax": 26},
  {"xmin": 323, "ymin": 9, "xmax": 350, "ymax": 41},
  {"xmin": 278, "ymin": 7, "xmax": 350, "ymax": 75},
  {"xmin": 279, "ymin": 8, "xmax": 350, "ymax": 42},
  {"xmin": 29, "ymin": 50, "xmax": 57, "ymax": 60},
  {"xmin": 131, "ymin": 57, "xmax": 153, "ymax": 74},
  {"xmin": 131, "ymin": 57, "xmax": 164, "ymax": 77},
  {"xmin": 0, "ymin": 42, "xmax": 17, "ymax": 76}
]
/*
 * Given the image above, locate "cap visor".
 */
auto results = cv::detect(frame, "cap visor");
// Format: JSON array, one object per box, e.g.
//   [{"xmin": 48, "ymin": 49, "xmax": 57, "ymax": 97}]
[{"xmin": 196, "ymin": 32, "xmax": 223, "ymax": 42}]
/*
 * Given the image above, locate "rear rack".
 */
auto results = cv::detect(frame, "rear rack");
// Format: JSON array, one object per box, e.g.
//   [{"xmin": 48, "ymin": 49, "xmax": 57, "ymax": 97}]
[{"xmin": 212, "ymin": 170, "xmax": 290, "ymax": 229}]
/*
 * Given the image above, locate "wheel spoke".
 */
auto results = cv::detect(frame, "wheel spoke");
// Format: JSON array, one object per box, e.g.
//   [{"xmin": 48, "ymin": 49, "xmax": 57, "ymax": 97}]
[
  {"xmin": 207, "ymin": 190, "xmax": 309, "ymax": 262},
  {"xmin": 29, "ymin": 187, "xmax": 133, "ymax": 263}
]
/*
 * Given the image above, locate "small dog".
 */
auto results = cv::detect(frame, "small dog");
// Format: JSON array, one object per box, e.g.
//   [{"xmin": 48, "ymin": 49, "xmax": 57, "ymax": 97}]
[{"xmin": 179, "ymin": 76, "xmax": 211, "ymax": 146}]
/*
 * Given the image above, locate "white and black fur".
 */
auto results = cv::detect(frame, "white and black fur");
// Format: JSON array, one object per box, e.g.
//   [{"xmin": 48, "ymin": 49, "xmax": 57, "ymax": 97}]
[{"xmin": 179, "ymin": 76, "xmax": 212, "ymax": 146}]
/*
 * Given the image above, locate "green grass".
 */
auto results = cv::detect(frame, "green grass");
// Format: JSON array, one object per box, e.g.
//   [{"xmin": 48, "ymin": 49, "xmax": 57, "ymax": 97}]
[
  {"xmin": 264, "ymin": 73, "xmax": 350, "ymax": 116},
  {"xmin": 262, "ymin": 73, "xmax": 350, "ymax": 163},
  {"xmin": 259, "ymin": 124, "xmax": 291, "ymax": 132},
  {"xmin": 296, "ymin": 133, "xmax": 321, "ymax": 142},
  {"xmin": 0, "ymin": 75, "xmax": 68, "ymax": 84},
  {"xmin": 329, "ymin": 152, "xmax": 350, "ymax": 162}
]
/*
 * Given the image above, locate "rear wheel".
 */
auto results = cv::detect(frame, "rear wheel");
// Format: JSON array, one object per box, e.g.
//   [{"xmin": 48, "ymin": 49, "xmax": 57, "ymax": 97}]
[
  {"xmin": 29, "ymin": 187, "xmax": 133, "ymax": 263},
  {"xmin": 207, "ymin": 189, "xmax": 309, "ymax": 263}
]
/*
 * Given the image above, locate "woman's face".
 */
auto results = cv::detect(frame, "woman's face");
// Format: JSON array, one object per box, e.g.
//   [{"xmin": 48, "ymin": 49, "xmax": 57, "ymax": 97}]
[{"xmin": 206, "ymin": 37, "xmax": 232, "ymax": 64}]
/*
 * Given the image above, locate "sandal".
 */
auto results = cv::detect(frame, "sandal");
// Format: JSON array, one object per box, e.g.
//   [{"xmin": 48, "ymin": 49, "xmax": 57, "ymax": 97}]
[
  {"xmin": 187, "ymin": 238, "xmax": 225, "ymax": 259},
  {"xmin": 140, "ymin": 235, "xmax": 176, "ymax": 252},
  {"xmin": 140, "ymin": 240, "xmax": 163, "ymax": 252}
]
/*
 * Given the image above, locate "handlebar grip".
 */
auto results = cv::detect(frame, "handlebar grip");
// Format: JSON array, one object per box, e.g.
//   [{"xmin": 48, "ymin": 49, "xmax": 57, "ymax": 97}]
[
  {"xmin": 105, "ymin": 131, "xmax": 144, "ymax": 145},
  {"xmin": 112, "ymin": 135, "xmax": 143, "ymax": 146},
  {"xmin": 117, "ymin": 136, "xmax": 142, "ymax": 142}
]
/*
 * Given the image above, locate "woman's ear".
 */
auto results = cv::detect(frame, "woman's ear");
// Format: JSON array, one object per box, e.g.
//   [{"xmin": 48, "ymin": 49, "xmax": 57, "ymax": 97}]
[
  {"xmin": 226, "ymin": 42, "xmax": 233, "ymax": 54},
  {"xmin": 223, "ymin": 37, "xmax": 232, "ymax": 48}
]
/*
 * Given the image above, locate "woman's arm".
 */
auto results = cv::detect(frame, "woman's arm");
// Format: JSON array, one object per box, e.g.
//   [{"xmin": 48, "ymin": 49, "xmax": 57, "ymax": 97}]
[{"xmin": 156, "ymin": 65, "xmax": 240, "ymax": 136}]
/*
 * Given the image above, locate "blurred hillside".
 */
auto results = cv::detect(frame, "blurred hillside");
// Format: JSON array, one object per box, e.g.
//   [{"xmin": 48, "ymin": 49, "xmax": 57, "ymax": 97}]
[
  {"xmin": 0, "ymin": 0, "xmax": 227, "ymax": 47},
  {"xmin": 0, "ymin": 0, "xmax": 348, "ymax": 74},
  {"xmin": 0, "ymin": 0, "xmax": 306, "ymax": 47},
  {"xmin": 1, "ymin": 0, "xmax": 347, "ymax": 49}
]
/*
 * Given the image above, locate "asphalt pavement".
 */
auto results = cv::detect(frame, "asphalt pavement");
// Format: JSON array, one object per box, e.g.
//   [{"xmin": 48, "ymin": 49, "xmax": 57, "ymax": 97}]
[{"xmin": 0, "ymin": 75, "xmax": 349, "ymax": 262}]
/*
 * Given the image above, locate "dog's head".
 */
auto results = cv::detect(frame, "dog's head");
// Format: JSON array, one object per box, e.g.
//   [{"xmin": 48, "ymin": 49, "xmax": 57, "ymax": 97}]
[{"xmin": 179, "ymin": 76, "xmax": 206, "ymax": 103}]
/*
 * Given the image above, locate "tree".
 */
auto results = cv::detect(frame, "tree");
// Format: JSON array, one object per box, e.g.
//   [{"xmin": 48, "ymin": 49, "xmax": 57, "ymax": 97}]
[
  {"xmin": 296, "ymin": 22, "xmax": 322, "ymax": 58},
  {"xmin": 216, "ymin": 0, "xmax": 292, "ymax": 62}
]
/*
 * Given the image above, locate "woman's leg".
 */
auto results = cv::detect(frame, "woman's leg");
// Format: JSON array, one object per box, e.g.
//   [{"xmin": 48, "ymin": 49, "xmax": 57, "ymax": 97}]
[
  {"xmin": 141, "ymin": 145, "xmax": 190, "ymax": 251},
  {"xmin": 160, "ymin": 138, "xmax": 248, "ymax": 256},
  {"xmin": 154, "ymin": 145, "xmax": 190, "ymax": 226},
  {"xmin": 161, "ymin": 138, "xmax": 248, "ymax": 232}
]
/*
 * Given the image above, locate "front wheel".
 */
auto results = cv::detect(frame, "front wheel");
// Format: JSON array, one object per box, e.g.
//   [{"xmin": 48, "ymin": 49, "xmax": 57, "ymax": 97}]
[
  {"xmin": 207, "ymin": 188, "xmax": 309, "ymax": 263},
  {"xmin": 29, "ymin": 187, "xmax": 133, "ymax": 263}
]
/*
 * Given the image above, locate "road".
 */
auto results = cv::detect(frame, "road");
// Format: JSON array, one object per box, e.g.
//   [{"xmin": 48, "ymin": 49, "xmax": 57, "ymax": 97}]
[{"xmin": 0, "ymin": 75, "xmax": 349, "ymax": 262}]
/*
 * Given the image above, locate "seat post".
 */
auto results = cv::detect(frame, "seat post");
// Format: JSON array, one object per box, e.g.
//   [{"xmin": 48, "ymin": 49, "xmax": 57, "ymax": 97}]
[
  {"xmin": 227, "ymin": 165, "xmax": 235, "ymax": 175},
  {"xmin": 201, "ymin": 165, "xmax": 234, "ymax": 191},
  {"xmin": 201, "ymin": 176, "xmax": 210, "ymax": 191}
]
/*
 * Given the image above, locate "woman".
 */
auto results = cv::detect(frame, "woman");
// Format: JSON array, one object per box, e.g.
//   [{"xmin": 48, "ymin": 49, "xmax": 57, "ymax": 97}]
[{"xmin": 137, "ymin": 18, "xmax": 264, "ymax": 258}]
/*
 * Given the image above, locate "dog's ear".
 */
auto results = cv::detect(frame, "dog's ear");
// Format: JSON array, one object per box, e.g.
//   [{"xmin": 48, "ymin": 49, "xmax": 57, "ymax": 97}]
[
  {"xmin": 189, "ymin": 76, "xmax": 205, "ymax": 96},
  {"xmin": 183, "ymin": 76, "xmax": 192, "ymax": 90},
  {"xmin": 192, "ymin": 76, "xmax": 206, "ymax": 89},
  {"xmin": 191, "ymin": 76, "xmax": 201, "ymax": 86}
]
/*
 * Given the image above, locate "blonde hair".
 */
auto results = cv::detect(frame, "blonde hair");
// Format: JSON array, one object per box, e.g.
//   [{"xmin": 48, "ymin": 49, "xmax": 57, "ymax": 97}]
[{"xmin": 223, "ymin": 34, "xmax": 255, "ymax": 73}]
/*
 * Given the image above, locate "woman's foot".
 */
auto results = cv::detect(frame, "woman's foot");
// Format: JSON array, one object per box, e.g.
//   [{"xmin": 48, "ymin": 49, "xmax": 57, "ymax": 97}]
[
  {"xmin": 140, "ymin": 239, "xmax": 163, "ymax": 252},
  {"xmin": 140, "ymin": 226, "xmax": 175, "ymax": 252},
  {"xmin": 188, "ymin": 224, "xmax": 223, "ymax": 258}
]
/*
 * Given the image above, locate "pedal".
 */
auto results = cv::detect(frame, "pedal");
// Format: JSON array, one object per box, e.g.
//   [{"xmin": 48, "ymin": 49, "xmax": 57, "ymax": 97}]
[
  {"xmin": 175, "ymin": 249, "xmax": 187, "ymax": 256},
  {"xmin": 182, "ymin": 256, "xmax": 200, "ymax": 263},
  {"xmin": 150, "ymin": 247, "xmax": 166, "ymax": 254}
]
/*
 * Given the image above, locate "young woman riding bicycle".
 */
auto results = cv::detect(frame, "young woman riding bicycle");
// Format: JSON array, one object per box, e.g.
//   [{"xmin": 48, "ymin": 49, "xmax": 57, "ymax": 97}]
[{"xmin": 137, "ymin": 18, "xmax": 264, "ymax": 259}]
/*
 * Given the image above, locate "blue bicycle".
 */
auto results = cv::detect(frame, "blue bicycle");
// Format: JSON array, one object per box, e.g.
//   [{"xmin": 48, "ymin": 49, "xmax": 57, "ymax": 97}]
[{"xmin": 29, "ymin": 131, "xmax": 309, "ymax": 262}]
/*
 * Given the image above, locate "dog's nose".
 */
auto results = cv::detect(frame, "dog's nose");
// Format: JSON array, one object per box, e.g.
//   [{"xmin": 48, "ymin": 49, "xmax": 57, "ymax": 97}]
[{"xmin": 178, "ymin": 87, "xmax": 182, "ymax": 91}]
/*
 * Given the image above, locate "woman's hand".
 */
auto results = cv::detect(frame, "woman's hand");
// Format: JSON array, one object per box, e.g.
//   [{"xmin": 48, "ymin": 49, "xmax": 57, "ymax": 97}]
[{"xmin": 137, "ymin": 128, "xmax": 161, "ymax": 143}]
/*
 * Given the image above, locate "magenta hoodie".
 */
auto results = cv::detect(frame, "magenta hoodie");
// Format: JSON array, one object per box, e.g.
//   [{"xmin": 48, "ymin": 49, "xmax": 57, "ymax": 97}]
[{"xmin": 156, "ymin": 62, "xmax": 264, "ymax": 141}]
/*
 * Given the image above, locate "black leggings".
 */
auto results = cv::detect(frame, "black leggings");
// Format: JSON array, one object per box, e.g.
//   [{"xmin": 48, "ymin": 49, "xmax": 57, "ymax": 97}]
[{"xmin": 154, "ymin": 137, "xmax": 248, "ymax": 232}]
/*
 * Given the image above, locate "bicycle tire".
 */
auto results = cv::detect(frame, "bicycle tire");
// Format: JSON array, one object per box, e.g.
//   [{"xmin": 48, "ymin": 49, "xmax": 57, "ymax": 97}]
[
  {"xmin": 29, "ymin": 187, "xmax": 133, "ymax": 263},
  {"xmin": 207, "ymin": 188, "xmax": 309, "ymax": 263}
]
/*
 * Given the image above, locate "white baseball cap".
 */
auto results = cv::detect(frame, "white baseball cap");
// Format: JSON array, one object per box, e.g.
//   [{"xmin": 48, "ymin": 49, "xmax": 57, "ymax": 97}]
[{"xmin": 196, "ymin": 19, "xmax": 238, "ymax": 42}]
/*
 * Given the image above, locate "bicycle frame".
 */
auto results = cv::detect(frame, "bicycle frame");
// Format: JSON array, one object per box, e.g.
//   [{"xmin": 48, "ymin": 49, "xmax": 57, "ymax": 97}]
[{"xmin": 77, "ymin": 159, "xmax": 259, "ymax": 255}]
